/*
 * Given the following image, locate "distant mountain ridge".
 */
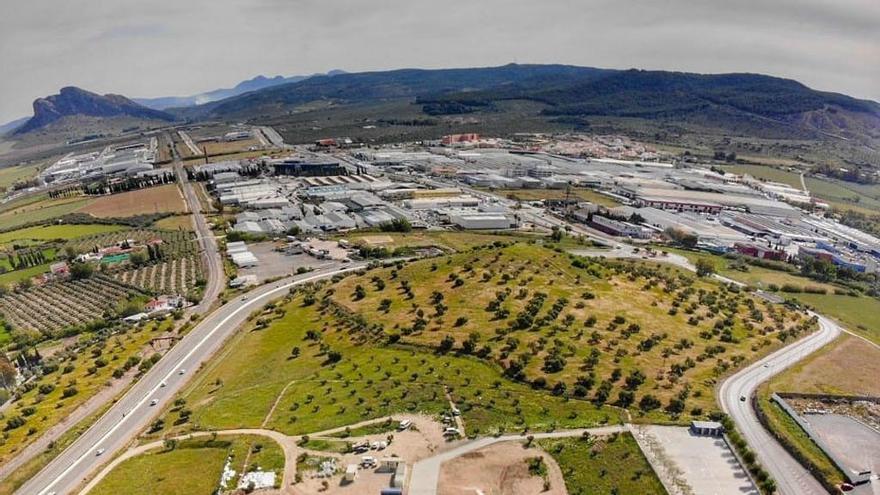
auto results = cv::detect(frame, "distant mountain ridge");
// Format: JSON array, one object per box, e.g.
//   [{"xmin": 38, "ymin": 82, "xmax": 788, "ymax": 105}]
[
  {"xmin": 0, "ymin": 116, "xmax": 29, "ymax": 136},
  {"xmin": 134, "ymin": 70, "xmax": 346, "ymax": 110},
  {"xmin": 174, "ymin": 63, "xmax": 879, "ymax": 145},
  {"xmin": 15, "ymin": 87, "xmax": 175, "ymax": 134}
]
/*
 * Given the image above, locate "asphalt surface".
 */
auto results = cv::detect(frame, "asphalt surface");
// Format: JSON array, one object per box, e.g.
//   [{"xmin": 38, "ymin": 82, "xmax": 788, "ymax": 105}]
[
  {"xmin": 719, "ymin": 313, "xmax": 841, "ymax": 495},
  {"xmin": 18, "ymin": 263, "xmax": 363, "ymax": 495},
  {"xmin": 174, "ymin": 162, "xmax": 224, "ymax": 313}
]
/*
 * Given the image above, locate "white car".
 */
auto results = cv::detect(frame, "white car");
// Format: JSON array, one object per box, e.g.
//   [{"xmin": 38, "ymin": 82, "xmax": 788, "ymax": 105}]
[
  {"xmin": 150, "ymin": 399, "xmax": 158, "ymax": 406},
  {"xmin": 95, "ymin": 448, "xmax": 106, "ymax": 456},
  {"xmin": 160, "ymin": 381, "xmax": 167, "ymax": 388},
  {"xmin": 178, "ymin": 369, "xmax": 186, "ymax": 375}
]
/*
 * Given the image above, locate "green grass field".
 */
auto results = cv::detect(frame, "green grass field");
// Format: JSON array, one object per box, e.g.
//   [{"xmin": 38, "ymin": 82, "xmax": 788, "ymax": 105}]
[
  {"xmin": 0, "ymin": 263, "xmax": 52, "ymax": 288},
  {"xmin": 90, "ymin": 444, "xmax": 227, "ymax": 495},
  {"xmin": 0, "ymin": 164, "xmax": 41, "ymax": 193},
  {"xmin": 152, "ymin": 214, "xmax": 194, "ymax": 231},
  {"xmin": 721, "ymin": 164, "xmax": 804, "ymax": 189},
  {"xmin": 805, "ymin": 176, "xmax": 880, "ymax": 213},
  {"xmin": 91, "ymin": 435, "xmax": 284, "ymax": 495},
  {"xmin": 539, "ymin": 433, "xmax": 666, "ymax": 495},
  {"xmin": 0, "ymin": 197, "xmax": 93, "ymax": 231},
  {"xmin": 157, "ymin": 292, "xmax": 616, "ymax": 439},
  {"xmin": 793, "ymin": 293, "xmax": 880, "ymax": 345},
  {"xmin": 0, "ymin": 224, "xmax": 127, "ymax": 248}
]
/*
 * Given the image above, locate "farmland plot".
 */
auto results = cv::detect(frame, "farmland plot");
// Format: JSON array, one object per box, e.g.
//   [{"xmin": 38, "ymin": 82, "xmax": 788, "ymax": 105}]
[
  {"xmin": 0, "ymin": 275, "xmax": 144, "ymax": 337},
  {"xmin": 114, "ymin": 253, "xmax": 204, "ymax": 297}
]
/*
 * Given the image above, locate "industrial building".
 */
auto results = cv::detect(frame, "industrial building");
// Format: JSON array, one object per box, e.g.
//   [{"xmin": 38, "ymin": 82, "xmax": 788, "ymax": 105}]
[
  {"xmin": 269, "ymin": 156, "xmax": 348, "ymax": 177},
  {"xmin": 589, "ymin": 215, "xmax": 652, "ymax": 239}
]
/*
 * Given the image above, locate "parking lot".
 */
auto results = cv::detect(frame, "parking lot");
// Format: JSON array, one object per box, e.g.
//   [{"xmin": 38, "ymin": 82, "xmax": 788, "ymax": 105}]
[
  {"xmin": 238, "ymin": 241, "xmax": 335, "ymax": 282},
  {"xmin": 634, "ymin": 425, "xmax": 758, "ymax": 495},
  {"xmin": 806, "ymin": 413, "xmax": 880, "ymax": 477}
]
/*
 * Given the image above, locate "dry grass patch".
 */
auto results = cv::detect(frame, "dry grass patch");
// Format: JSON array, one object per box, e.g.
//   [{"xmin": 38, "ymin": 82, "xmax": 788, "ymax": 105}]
[{"xmin": 77, "ymin": 185, "xmax": 186, "ymax": 218}]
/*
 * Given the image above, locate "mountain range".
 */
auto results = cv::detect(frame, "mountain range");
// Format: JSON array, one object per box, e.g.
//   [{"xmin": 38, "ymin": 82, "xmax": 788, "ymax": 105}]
[
  {"xmin": 133, "ymin": 70, "xmax": 346, "ymax": 110},
  {"xmin": 176, "ymin": 64, "xmax": 880, "ymax": 144},
  {"xmin": 8, "ymin": 64, "xmax": 879, "ymax": 165}
]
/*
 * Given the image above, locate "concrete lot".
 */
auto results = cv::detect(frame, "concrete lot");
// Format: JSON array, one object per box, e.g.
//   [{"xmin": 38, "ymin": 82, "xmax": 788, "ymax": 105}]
[
  {"xmin": 805, "ymin": 413, "xmax": 880, "ymax": 477},
  {"xmin": 637, "ymin": 425, "xmax": 758, "ymax": 495},
  {"xmin": 240, "ymin": 241, "xmax": 333, "ymax": 282}
]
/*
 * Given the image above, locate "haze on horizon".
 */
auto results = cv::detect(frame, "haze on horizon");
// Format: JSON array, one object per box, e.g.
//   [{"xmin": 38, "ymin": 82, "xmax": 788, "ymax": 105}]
[{"xmin": 0, "ymin": 0, "xmax": 878, "ymax": 124}]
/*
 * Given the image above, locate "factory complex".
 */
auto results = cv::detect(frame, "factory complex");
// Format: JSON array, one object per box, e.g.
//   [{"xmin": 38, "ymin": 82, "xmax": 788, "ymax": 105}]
[{"xmin": 192, "ymin": 134, "xmax": 880, "ymax": 274}]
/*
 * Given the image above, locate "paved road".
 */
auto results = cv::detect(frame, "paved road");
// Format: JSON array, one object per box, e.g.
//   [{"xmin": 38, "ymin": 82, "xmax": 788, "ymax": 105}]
[
  {"xmin": 18, "ymin": 263, "xmax": 364, "ymax": 495},
  {"xmin": 408, "ymin": 425, "xmax": 626, "ymax": 495},
  {"xmin": 719, "ymin": 313, "xmax": 841, "ymax": 495},
  {"xmin": 174, "ymin": 161, "xmax": 224, "ymax": 313}
]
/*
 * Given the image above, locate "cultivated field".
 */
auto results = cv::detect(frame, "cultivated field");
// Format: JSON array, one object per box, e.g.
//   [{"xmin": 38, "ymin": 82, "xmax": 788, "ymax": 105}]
[
  {"xmin": 200, "ymin": 138, "xmax": 262, "ymax": 156},
  {"xmin": 0, "ymin": 275, "xmax": 144, "ymax": 336},
  {"xmin": 341, "ymin": 231, "xmax": 544, "ymax": 252},
  {"xmin": 76, "ymin": 184, "xmax": 186, "ymax": 218},
  {"xmin": 115, "ymin": 254, "xmax": 204, "ymax": 297}
]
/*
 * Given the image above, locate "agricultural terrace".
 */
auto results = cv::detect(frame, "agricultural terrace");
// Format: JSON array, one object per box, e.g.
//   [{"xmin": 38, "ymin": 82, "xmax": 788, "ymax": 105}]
[
  {"xmin": 539, "ymin": 433, "xmax": 666, "ymax": 495},
  {"xmin": 331, "ymin": 242, "xmax": 815, "ymax": 420},
  {"xmin": 0, "ymin": 319, "xmax": 175, "ymax": 466},
  {"xmin": 76, "ymin": 184, "xmax": 187, "ymax": 218},
  {"xmin": 90, "ymin": 435, "xmax": 285, "ymax": 495},
  {"xmin": 153, "ymin": 290, "xmax": 621, "ymax": 442},
  {"xmin": 0, "ymin": 275, "xmax": 144, "ymax": 338}
]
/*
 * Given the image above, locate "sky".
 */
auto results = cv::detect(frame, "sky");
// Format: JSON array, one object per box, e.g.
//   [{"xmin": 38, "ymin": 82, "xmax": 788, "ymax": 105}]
[{"xmin": 1, "ymin": 0, "xmax": 878, "ymax": 124}]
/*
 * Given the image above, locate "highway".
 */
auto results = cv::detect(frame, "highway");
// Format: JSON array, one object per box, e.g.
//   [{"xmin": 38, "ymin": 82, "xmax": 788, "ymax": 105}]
[
  {"xmin": 18, "ymin": 263, "xmax": 364, "ymax": 495},
  {"xmin": 719, "ymin": 313, "xmax": 841, "ymax": 495}
]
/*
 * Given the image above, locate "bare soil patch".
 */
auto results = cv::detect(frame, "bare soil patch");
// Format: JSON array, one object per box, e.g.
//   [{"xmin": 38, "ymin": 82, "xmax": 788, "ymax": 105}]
[
  {"xmin": 438, "ymin": 441, "xmax": 566, "ymax": 495},
  {"xmin": 77, "ymin": 184, "xmax": 186, "ymax": 218}
]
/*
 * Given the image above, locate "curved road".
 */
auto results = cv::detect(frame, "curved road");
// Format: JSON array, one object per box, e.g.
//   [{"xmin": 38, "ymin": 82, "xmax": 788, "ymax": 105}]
[
  {"xmin": 720, "ymin": 313, "xmax": 841, "ymax": 495},
  {"xmin": 18, "ymin": 263, "xmax": 365, "ymax": 495}
]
